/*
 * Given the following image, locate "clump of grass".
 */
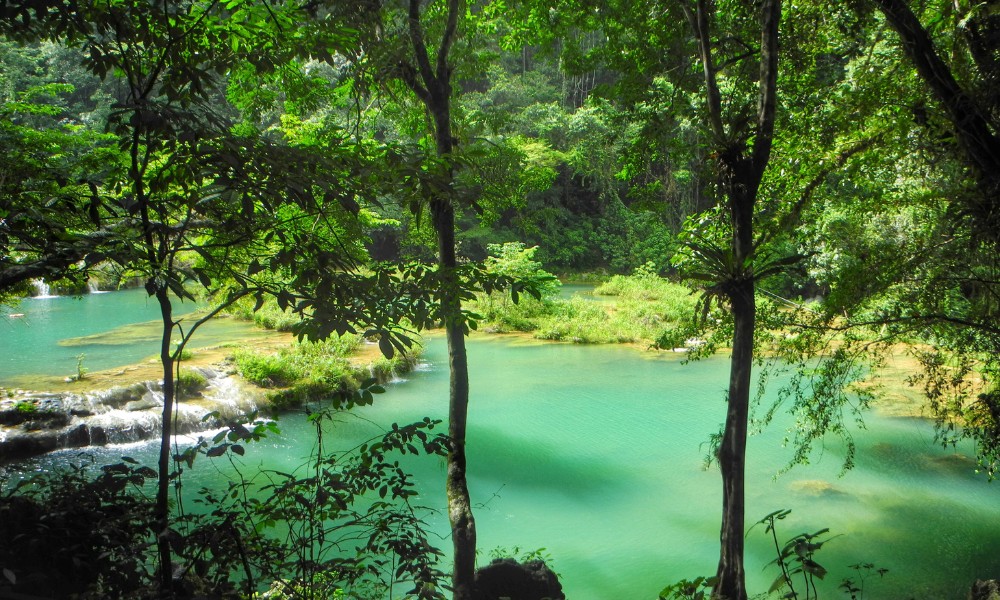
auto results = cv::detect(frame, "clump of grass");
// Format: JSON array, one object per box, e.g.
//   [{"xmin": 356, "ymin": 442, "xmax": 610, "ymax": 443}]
[
  {"xmin": 476, "ymin": 263, "xmax": 698, "ymax": 346},
  {"xmin": 228, "ymin": 296, "xmax": 303, "ymax": 332},
  {"xmin": 474, "ymin": 294, "xmax": 553, "ymax": 333},
  {"xmin": 232, "ymin": 334, "xmax": 407, "ymax": 410},
  {"xmin": 175, "ymin": 369, "xmax": 208, "ymax": 399}
]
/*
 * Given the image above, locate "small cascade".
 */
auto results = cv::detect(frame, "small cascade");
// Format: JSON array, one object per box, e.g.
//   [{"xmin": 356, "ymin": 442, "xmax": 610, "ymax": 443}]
[
  {"xmin": 87, "ymin": 280, "xmax": 107, "ymax": 294},
  {"xmin": 31, "ymin": 280, "xmax": 55, "ymax": 298},
  {"xmin": 0, "ymin": 369, "xmax": 262, "ymax": 461},
  {"xmin": 202, "ymin": 372, "xmax": 259, "ymax": 418}
]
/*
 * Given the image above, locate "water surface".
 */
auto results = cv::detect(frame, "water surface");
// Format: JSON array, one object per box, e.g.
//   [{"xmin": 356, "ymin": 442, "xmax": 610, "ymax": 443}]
[
  {"xmin": 5, "ymin": 292, "xmax": 1000, "ymax": 599},
  {"xmin": 0, "ymin": 290, "xmax": 264, "ymax": 386}
]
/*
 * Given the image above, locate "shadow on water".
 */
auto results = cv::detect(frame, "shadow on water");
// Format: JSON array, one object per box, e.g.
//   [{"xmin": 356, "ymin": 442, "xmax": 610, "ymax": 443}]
[{"xmin": 468, "ymin": 426, "xmax": 627, "ymax": 495}]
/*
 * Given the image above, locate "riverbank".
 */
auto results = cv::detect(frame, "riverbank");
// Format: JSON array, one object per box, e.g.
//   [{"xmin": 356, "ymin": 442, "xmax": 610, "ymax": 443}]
[{"xmin": 0, "ymin": 326, "xmax": 422, "ymax": 461}]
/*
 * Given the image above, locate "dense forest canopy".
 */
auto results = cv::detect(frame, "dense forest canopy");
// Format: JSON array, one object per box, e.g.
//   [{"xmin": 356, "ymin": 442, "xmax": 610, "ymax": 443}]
[{"xmin": 1, "ymin": 0, "xmax": 999, "ymax": 599}]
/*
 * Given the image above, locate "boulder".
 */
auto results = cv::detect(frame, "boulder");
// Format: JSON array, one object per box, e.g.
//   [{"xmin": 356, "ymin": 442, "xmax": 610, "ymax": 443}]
[
  {"xmin": 89, "ymin": 425, "xmax": 109, "ymax": 446},
  {"xmin": 0, "ymin": 431, "xmax": 60, "ymax": 460},
  {"xmin": 99, "ymin": 383, "xmax": 149, "ymax": 408},
  {"xmin": 124, "ymin": 392, "xmax": 160, "ymax": 412},
  {"xmin": 60, "ymin": 424, "xmax": 91, "ymax": 448},
  {"xmin": 473, "ymin": 558, "xmax": 565, "ymax": 600}
]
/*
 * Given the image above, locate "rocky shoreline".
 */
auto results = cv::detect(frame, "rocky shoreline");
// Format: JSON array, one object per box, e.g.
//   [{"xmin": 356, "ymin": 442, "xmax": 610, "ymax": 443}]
[{"xmin": 0, "ymin": 366, "xmax": 260, "ymax": 462}]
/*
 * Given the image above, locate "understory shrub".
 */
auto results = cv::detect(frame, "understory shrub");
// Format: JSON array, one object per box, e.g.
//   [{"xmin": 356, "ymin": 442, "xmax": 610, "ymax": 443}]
[
  {"xmin": 228, "ymin": 296, "xmax": 302, "ymax": 332},
  {"xmin": 181, "ymin": 404, "xmax": 449, "ymax": 599},
  {"xmin": 0, "ymin": 460, "xmax": 157, "ymax": 599},
  {"xmin": 1, "ymin": 395, "xmax": 448, "ymax": 599},
  {"xmin": 175, "ymin": 368, "xmax": 209, "ymax": 398}
]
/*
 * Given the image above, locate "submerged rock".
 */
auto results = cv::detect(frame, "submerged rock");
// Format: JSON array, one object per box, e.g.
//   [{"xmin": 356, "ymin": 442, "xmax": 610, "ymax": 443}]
[
  {"xmin": 473, "ymin": 558, "xmax": 565, "ymax": 600},
  {"xmin": 789, "ymin": 479, "xmax": 845, "ymax": 498},
  {"xmin": 971, "ymin": 579, "xmax": 1000, "ymax": 600}
]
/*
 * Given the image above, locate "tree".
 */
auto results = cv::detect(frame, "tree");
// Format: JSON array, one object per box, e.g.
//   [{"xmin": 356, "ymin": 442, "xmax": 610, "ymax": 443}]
[
  {"xmin": 387, "ymin": 1, "xmax": 479, "ymax": 596},
  {"xmin": 1, "ymin": 2, "xmax": 397, "ymax": 592},
  {"xmin": 825, "ymin": 0, "xmax": 1000, "ymax": 476},
  {"xmin": 672, "ymin": 2, "xmax": 781, "ymax": 597}
]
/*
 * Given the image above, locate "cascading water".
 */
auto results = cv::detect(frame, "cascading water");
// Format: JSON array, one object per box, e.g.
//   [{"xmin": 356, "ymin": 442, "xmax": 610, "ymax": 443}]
[
  {"xmin": 0, "ymin": 369, "xmax": 261, "ymax": 460},
  {"xmin": 31, "ymin": 280, "xmax": 54, "ymax": 298}
]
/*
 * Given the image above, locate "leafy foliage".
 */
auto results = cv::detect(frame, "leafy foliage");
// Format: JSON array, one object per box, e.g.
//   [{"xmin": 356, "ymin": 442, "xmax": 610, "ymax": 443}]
[
  {"xmin": 0, "ymin": 459, "xmax": 157, "ymax": 599},
  {"xmin": 179, "ymin": 405, "xmax": 449, "ymax": 599}
]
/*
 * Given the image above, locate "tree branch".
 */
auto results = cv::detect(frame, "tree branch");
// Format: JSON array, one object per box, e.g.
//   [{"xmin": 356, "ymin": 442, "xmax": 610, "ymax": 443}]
[
  {"xmin": 407, "ymin": 0, "xmax": 437, "ymax": 94},
  {"xmin": 682, "ymin": 0, "xmax": 726, "ymax": 140},
  {"xmin": 756, "ymin": 133, "xmax": 884, "ymax": 249},
  {"xmin": 752, "ymin": 0, "xmax": 780, "ymax": 178},
  {"xmin": 873, "ymin": 0, "xmax": 1000, "ymax": 187},
  {"xmin": 436, "ymin": 0, "xmax": 460, "ymax": 84}
]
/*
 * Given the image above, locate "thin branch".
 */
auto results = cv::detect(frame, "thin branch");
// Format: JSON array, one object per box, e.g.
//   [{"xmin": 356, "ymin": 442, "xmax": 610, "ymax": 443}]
[
  {"xmin": 436, "ymin": 0, "xmax": 460, "ymax": 84},
  {"xmin": 752, "ymin": 0, "xmax": 780, "ymax": 177},
  {"xmin": 682, "ymin": 0, "xmax": 726, "ymax": 140},
  {"xmin": 791, "ymin": 313, "xmax": 1000, "ymax": 336},
  {"xmin": 407, "ymin": 0, "xmax": 436, "ymax": 94},
  {"xmin": 756, "ymin": 133, "xmax": 884, "ymax": 249}
]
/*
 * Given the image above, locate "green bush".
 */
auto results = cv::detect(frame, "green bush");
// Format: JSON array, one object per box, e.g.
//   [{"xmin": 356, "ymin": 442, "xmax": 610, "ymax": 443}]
[
  {"xmin": 228, "ymin": 296, "xmax": 303, "ymax": 332},
  {"xmin": 175, "ymin": 369, "xmax": 208, "ymax": 398},
  {"xmin": 234, "ymin": 336, "xmax": 377, "ymax": 409},
  {"xmin": 475, "ymin": 263, "xmax": 697, "ymax": 345},
  {"xmin": 233, "ymin": 351, "xmax": 303, "ymax": 387}
]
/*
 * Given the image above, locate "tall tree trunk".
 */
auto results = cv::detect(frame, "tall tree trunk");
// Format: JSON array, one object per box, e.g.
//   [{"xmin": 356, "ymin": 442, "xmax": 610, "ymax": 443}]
[
  {"xmin": 154, "ymin": 287, "xmax": 176, "ymax": 592},
  {"xmin": 713, "ymin": 167, "xmax": 758, "ymax": 600},
  {"xmin": 682, "ymin": 1, "xmax": 779, "ymax": 598},
  {"xmin": 714, "ymin": 264, "xmax": 755, "ymax": 600},
  {"xmin": 403, "ymin": 1, "xmax": 477, "ymax": 596}
]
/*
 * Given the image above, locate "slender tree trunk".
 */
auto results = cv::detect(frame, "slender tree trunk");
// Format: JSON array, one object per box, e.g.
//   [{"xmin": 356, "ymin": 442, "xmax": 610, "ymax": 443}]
[
  {"xmin": 682, "ymin": 1, "xmax": 779, "ymax": 597},
  {"xmin": 154, "ymin": 287, "xmax": 176, "ymax": 593},
  {"xmin": 713, "ymin": 163, "xmax": 758, "ymax": 600},
  {"xmin": 714, "ymin": 277, "xmax": 755, "ymax": 600},
  {"xmin": 401, "ymin": 0, "xmax": 478, "ymax": 591},
  {"xmin": 429, "ymin": 90, "xmax": 478, "ymax": 600}
]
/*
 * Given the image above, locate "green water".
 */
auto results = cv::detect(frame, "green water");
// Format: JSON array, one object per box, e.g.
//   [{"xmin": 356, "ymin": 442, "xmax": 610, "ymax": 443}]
[
  {"xmin": 5, "ymin": 292, "xmax": 1000, "ymax": 598},
  {"xmin": 0, "ymin": 289, "xmax": 266, "ymax": 386}
]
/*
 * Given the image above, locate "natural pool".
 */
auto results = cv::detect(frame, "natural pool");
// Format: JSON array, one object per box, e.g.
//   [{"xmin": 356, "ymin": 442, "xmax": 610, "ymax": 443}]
[
  {"xmin": 0, "ymin": 289, "xmax": 281, "ymax": 387},
  {"xmin": 4, "ymin": 291, "xmax": 1000, "ymax": 599}
]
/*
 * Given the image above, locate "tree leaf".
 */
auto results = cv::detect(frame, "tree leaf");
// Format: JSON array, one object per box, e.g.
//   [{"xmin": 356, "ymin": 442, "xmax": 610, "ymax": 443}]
[
  {"xmin": 378, "ymin": 334, "xmax": 395, "ymax": 359},
  {"xmin": 206, "ymin": 444, "xmax": 228, "ymax": 457}
]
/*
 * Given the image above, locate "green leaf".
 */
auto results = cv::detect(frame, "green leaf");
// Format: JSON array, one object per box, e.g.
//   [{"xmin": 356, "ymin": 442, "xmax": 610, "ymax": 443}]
[
  {"xmin": 378, "ymin": 335, "xmax": 395, "ymax": 359},
  {"xmin": 206, "ymin": 444, "xmax": 228, "ymax": 457},
  {"xmin": 768, "ymin": 573, "xmax": 788, "ymax": 593},
  {"xmin": 802, "ymin": 559, "xmax": 827, "ymax": 579}
]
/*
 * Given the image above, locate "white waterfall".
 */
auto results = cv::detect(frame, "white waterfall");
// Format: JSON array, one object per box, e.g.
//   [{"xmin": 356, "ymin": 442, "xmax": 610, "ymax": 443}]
[{"xmin": 31, "ymin": 280, "xmax": 55, "ymax": 298}]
